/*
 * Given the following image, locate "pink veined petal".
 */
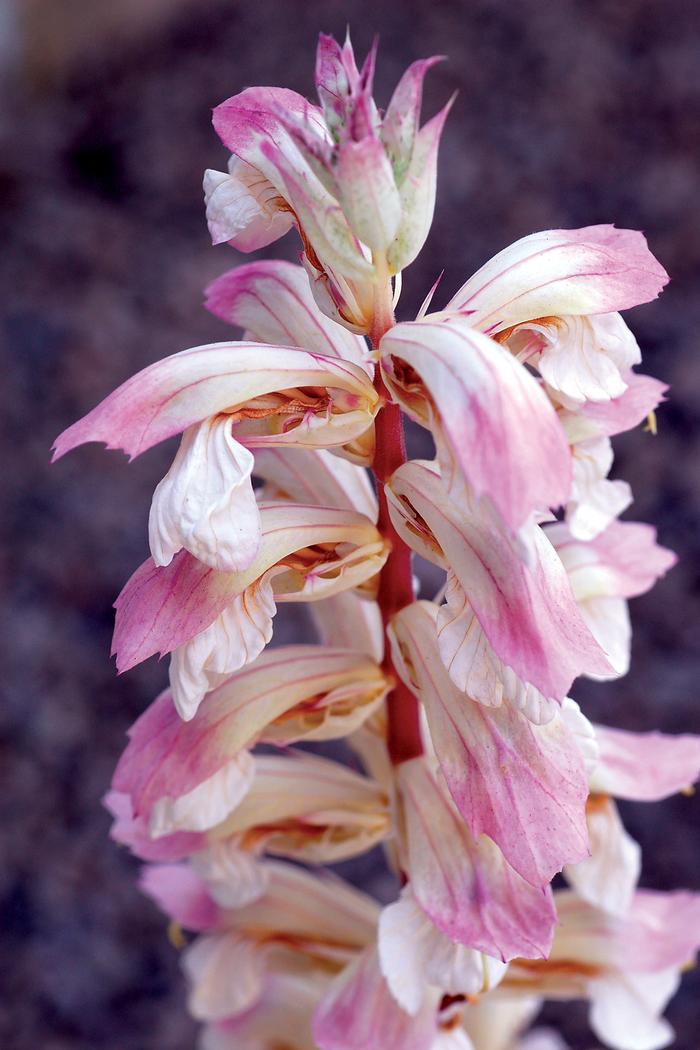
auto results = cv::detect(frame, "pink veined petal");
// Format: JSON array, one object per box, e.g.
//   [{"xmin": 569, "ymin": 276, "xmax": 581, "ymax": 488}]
[
  {"xmin": 315, "ymin": 32, "xmax": 363, "ymax": 133},
  {"xmin": 213, "ymin": 85, "xmax": 324, "ymax": 168},
  {"xmin": 254, "ymin": 446, "xmax": 378, "ymax": 521},
  {"xmin": 138, "ymin": 862, "xmax": 220, "ymax": 931},
  {"xmin": 313, "ymin": 946, "xmax": 438, "ymax": 1050},
  {"xmin": 379, "ymin": 317, "xmax": 571, "ymax": 531},
  {"xmin": 387, "ymin": 460, "xmax": 612, "ymax": 700},
  {"xmin": 389, "ymin": 602, "xmax": 590, "ymax": 887},
  {"xmin": 204, "ymin": 260, "xmax": 370, "ymax": 371},
  {"xmin": 114, "ymin": 647, "xmax": 387, "ymax": 822},
  {"xmin": 614, "ymin": 890, "xmax": 700, "ymax": 974},
  {"xmin": 52, "ymin": 342, "xmax": 378, "ymax": 462},
  {"xmin": 398, "ymin": 759, "xmax": 557, "ymax": 960},
  {"xmin": 386, "ymin": 98, "xmax": 454, "ymax": 274},
  {"xmin": 111, "ymin": 503, "xmax": 384, "ymax": 673},
  {"xmin": 444, "ymin": 225, "xmax": 669, "ymax": 333},
  {"xmin": 590, "ymin": 725, "xmax": 700, "ymax": 801}
]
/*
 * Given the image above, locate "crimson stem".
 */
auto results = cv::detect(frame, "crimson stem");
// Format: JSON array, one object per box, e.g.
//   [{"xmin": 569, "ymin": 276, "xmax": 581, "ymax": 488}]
[{"xmin": 371, "ymin": 357, "xmax": 424, "ymax": 765}]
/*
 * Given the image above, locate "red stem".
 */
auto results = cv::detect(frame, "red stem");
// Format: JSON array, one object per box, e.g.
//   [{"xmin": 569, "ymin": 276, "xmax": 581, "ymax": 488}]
[{"xmin": 372, "ymin": 364, "xmax": 424, "ymax": 764}]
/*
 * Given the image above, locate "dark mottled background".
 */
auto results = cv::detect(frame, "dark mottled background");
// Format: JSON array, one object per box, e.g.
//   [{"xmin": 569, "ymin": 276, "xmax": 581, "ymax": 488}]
[{"xmin": 2, "ymin": 0, "xmax": 700, "ymax": 1046}]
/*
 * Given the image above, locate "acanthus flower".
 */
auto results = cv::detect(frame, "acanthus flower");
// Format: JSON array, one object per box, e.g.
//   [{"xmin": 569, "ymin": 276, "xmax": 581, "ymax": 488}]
[{"xmin": 51, "ymin": 27, "xmax": 694, "ymax": 1050}]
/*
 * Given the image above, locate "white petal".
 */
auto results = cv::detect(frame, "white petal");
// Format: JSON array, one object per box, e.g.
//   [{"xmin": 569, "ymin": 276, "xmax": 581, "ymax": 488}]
[
  {"xmin": 192, "ymin": 839, "xmax": 270, "ymax": 908},
  {"xmin": 567, "ymin": 436, "xmax": 632, "ymax": 542},
  {"xmin": 149, "ymin": 416, "xmax": 261, "ymax": 572},
  {"xmin": 379, "ymin": 889, "xmax": 506, "ymax": 1016},
  {"xmin": 169, "ymin": 576, "xmax": 276, "ymax": 720},
  {"xmin": 589, "ymin": 970, "xmax": 678, "ymax": 1050},
  {"xmin": 533, "ymin": 313, "xmax": 641, "ymax": 404},
  {"xmin": 564, "ymin": 797, "xmax": 641, "ymax": 915},
  {"xmin": 203, "ymin": 159, "xmax": 293, "ymax": 250},
  {"xmin": 149, "ymin": 751, "xmax": 255, "ymax": 837},
  {"xmin": 183, "ymin": 932, "xmax": 265, "ymax": 1021}
]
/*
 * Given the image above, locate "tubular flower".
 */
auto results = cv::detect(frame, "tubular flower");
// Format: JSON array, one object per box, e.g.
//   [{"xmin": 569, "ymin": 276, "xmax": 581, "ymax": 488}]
[{"xmin": 52, "ymin": 27, "xmax": 699, "ymax": 1050}]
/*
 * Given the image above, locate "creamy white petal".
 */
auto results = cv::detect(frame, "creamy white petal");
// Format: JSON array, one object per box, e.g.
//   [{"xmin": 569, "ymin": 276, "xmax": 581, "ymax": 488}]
[
  {"xmin": 589, "ymin": 969, "xmax": 678, "ymax": 1050},
  {"xmin": 183, "ymin": 932, "xmax": 265, "ymax": 1021},
  {"xmin": 149, "ymin": 416, "xmax": 261, "ymax": 573},
  {"xmin": 169, "ymin": 576, "xmax": 276, "ymax": 720},
  {"xmin": 379, "ymin": 888, "xmax": 506, "ymax": 1016},
  {"xmin": 564, "ymin": 797, "xmax": 641, "ymax": 915},
  {"xmin": 149, "ymin": 751, "xmax": 255, "ymax": 837},
  {"xmin": 527, "ymin": 312, "xmax": 641, "ymax": 404},
  {"xmin": 567, "ymin": 436, "xmax": 632, "ymax": 541},
  {"xmin": 192, "ymin": 839, "xmax": 270, "ymax": 908}
]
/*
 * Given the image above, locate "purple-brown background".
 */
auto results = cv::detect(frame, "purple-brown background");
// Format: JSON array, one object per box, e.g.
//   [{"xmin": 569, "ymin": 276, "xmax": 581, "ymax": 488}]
[{"xmin": 2, "ymin": 0, "xmax": 700, "ymax": 1046}]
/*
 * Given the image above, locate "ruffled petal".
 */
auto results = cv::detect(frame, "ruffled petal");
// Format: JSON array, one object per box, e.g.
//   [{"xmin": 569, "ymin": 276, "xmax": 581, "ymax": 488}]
[{"xmin": 149, "ymin": 416, "xmax": 261, "ymax": 572}]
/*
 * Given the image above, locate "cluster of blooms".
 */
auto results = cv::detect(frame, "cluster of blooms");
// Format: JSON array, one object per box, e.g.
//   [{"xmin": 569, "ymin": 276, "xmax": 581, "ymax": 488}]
[{"xmin": 54, "ymin": 32, "xmax": 700, "ymax": 1050}]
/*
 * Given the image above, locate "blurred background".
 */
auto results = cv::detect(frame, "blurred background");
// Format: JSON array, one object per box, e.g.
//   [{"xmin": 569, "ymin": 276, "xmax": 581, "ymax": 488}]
[{"xmin": 2, "ymin": 0, "xmax": 700, "ymax": 1046}]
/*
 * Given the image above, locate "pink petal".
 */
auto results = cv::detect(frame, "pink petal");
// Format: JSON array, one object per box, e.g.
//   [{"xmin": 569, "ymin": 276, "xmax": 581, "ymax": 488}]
[
  {"xmin": 213, "ymin": 85, "xmax": 323, "ymax": 161},
  {"xmin": 52, "ymin": 343, "xmax": 376, "ymax": 462},
  {"xmin": 398, "ymin": 759, "xmax": 556, "ymax": 959},
  {"xmin": 204, "ymin": 260, "xmax": 370, "ymax": 370},
  {"xmin": 104, "ymin": 790, "xmax": 205, "ymax": 862},
  {"xmin": 389, "ymin": 602, "xmax": 590, "ymax": 887},
  {"xmin": 380, "ymin": 318, "xmax": 571, "ymax": 531},
  {"xmin": 388, "ymin": 461, "xmax": 612, "ymax": 700},
  {"xmin": 445, "ymin": 225, "xmax": 669, "ymax": 333},
  {"xmin": 138, "ymin": 862, "xmax": 219, "ymax": 930},
  {"xmin": 566, "ymin": 372, "xmax": 668, "ymax": 440},
  {"xmin": 313, "ymin": 947, "xmax": 437, "ymax": 1050},
  {"xmin": 549, "ymin": 519, "xmax": 677, "ymax": 599},
  {"xmin": 115, "ymin": 646, "xmax": 386, "ymax": 819},
  {"xmin": 112, "ymin": 503, "xmax": 384, "ymax": 672},
  {"xmin": 591, "ymin": 725, "xmax": 700, "ymax": 801}
]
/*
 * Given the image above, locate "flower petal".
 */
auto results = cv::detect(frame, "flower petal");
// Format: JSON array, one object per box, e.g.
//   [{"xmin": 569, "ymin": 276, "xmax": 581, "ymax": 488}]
[
  {"xmin": 382, "ymin": 57, "xmax": 444, "ymax": 182},
  {"xmin": 148, "ymin": 751, "xmax": 255, "ymax": 838},
  {"xmin": 565, "ymin": 436, "xmax": 632, "ymax": 541},
  {"xmin": 398, "ymin": 758, "xmax": 557, "ymax": 957},
  {"xmin": 138, "ymin": 862, "xmax": 219, "ymax": 930},
  {"xmin": 336, "ymin": 135, "xmax": 402, "ymax": 251},
  {"xmin": 254, "ymin": 446, "xmax": 377, "ymax": 521},
  {"xmin": 313, "ymin": 947, "xmax": 438, "ymax": 1050},
  {"xmin": 445, "ymin": 226, "xmax": 668, "ymax": 333},
  {"xmin": 590, "ymin": 725, "xmax": 700, "ymax": 801},
  {"xmin": 380, "ymin": 318, "xmax": 571, "ymax": 530},
  {"xmin": 183, "ymin": 932, "xmax": 266, "ymax": 1021},
  {"xmin": 52, "ymin": 343, "xmax": 378, "ymax": 462},
  {"xmin": 378, "ymin": 887, "xmax": 506, "ymax": 1016},
  {"xmin": 389, "ymin": 602, "xmax": 590, "ymax": 887},
  {"xmin": 387, "ymin": 460, "xmax": 612, "ymax": 701},
  {"xmin": 149, "ymin": 416, "xmax": 261, "ymax": 572},
  {"xmin": 564, "ymin": 796, "xmax": 641, "ymax": 916},
  {"xmin": 203, "ymin": 159, "xmax": 293, "ymax": 250},
  {"xmin": 204, "ymin": 259, "xmax": 370, "ymax": 371},
  {"xmin": 112, "ymin": 503, "xmax": 386, "ymax": 675}
]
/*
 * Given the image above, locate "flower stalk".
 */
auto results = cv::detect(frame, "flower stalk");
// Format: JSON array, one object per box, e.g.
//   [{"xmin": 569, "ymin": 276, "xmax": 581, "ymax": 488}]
[{"xmin": 52, "ymin": 29, "xmax": 700, "ymax": 1050}]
